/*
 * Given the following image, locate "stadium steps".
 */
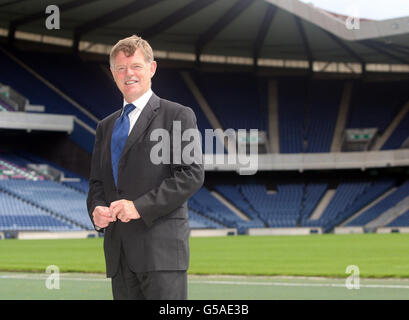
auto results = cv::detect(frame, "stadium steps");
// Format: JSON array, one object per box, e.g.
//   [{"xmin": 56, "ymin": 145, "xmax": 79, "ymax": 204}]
[
  {"xmin": 298, "ymin": 183, "xmax": 328, "ymax": 226},
  {"xmin": 210, "ymin": 190, "xmax": 250, "ymax": 221},
  {"xmin": 331, "ymin": 81, "xmax": 352, "ymax": 152},
  {"xmin": 365, "ymin": 195, "xmax": 409, "ymax": 231},
  {"xmin": 340, "ymin": 187, "xmax": 397, "ymax": 226},
  {"xmin": 179, "ymin": 71, "xmax": 226, "ymax": 152},
  {"xmin": 61, "ymin": 181, "xmax": 87, "ymax": 195},
  {"xmin": 0, "ymin": 184, "xmax": 88, "ymax": 231},
  {"xmin": 99, "ymin": 63, "xmax": 113, "ymax": 82},
  {"xmin": 267, "ymin": 79, "xmax": 279, "ymax": 153},
  {"xmin": 235, "ymin": 186, "xmax": 268, "ymax": 225},
  {"xmin": 188, "ymin": 206, "xmax": 230, "ymax": 229},
  {"xmin": 0, "ymin": 47, "xmax": 98, "ymax": 124},
  {"xmin": 372, "ymin": 99, "xmax": 409, "ymax": 150},
  {"xmin": 309, "ymin": 189, "xmax": 335, "ymax": 220}
]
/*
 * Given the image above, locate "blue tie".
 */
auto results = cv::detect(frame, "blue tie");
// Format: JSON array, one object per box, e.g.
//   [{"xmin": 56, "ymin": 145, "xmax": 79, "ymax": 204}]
[{"xmin": 111, "ymin": 103, "xmax": 136, "ymax": 187}]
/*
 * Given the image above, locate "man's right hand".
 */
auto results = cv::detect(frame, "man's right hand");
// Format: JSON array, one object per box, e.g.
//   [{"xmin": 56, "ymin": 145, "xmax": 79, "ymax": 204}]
[{"xmin": 92, "ymin": 206, "xmax": 116, "ymax": 229}]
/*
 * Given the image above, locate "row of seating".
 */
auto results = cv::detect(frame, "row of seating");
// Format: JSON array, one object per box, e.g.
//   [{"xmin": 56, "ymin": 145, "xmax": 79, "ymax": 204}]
[
  {"xmin": 0, "ymin": 151, "xmax": 408, "ymax": 233},
  {"xmin": 1, "ymin": 177, "xmax": 408, "ymax": 233},
  {"xmin": 347, "ymin": 180, "xmax": 409, "ymax": 226},
  {"xmin": 0, "ymin": 190, "xmax": 80, "ymax": 231},
  {"xmin": 0, "ymin": 180, "xmax": 93, "ymax": 230},
  {"xmin": 0, "ymin": 156, "xmax": 45, "ymax": 181},
  {"xmin": 387, "ymin": 209, "xmax": 409, "ymax": 227},
  {"xmin": 204, "ymin": 180, "xmax": 408, "ymax": 231},
  {"xmin": 1, "ymin": 47, "xmax": 408, "ymax": 154}
]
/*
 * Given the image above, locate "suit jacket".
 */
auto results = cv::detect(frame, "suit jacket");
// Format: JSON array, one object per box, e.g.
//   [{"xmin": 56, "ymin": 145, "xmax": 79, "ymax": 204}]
[{"xmin": 87, "ymin": 93, "xmax": 204, "ymax": 277}]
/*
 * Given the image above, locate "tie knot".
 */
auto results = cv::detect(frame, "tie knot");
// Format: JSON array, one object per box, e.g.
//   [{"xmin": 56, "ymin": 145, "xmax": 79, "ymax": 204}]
[{"xmin": 123, "ymin": 103, "xmax": 136, "ymax": 117}]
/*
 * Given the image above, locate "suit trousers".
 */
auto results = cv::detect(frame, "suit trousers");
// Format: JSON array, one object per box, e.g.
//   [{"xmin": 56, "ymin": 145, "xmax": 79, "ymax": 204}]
[{"xmin": 111, "ymin": 247, "xmax": 187, "ymax": 300}]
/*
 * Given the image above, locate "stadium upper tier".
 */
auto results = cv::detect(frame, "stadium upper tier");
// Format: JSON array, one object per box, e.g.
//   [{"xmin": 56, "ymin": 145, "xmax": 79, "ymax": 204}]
[
  {"xmin": 0, "ymin": 49, "xmax": 96, "ymax": 128},
  {"xmin": 347, "ymin": 81, "xmax": 409, "ymax": 134},
  {"xmin": 382, "ymin": 111, "xmax": 409, "ymax": 151},
  {"xmin": 190, "ymin": 71, "xmax": 268, "ymax": 132},
  {"xmin": 0, "ymin": 48, "xmax": 408, "ymax": 154}
]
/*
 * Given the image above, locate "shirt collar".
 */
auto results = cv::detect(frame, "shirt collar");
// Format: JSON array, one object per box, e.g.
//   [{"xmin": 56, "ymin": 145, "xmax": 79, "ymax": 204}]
[{"xmin": 121, "ymin": 88, "xmax": 153, "ymax": 115}]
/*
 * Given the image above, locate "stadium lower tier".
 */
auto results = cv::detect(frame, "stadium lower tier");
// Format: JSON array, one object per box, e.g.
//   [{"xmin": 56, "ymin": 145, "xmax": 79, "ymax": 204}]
[
  {"xmin": 1, "ymin": 149, "xmax": 408, "ymax": 234},
  {"xmin": 0, "ymin": 177, "xmax": 408, "ymax": 234}
]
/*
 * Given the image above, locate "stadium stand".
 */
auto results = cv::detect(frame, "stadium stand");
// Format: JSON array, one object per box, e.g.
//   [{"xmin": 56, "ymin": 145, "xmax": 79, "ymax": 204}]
[
  {"xmin": 188, "ymin": 186, "xmax": 267, "ymax": 234},
  {"xmin": 382, "ymin": 111, "xmax": 409, "ymax": 150},
  {"xmin": 0, "ymin": 96, "xmax": 16, "ymax": 112},
  {"xmin": 209, "ymin": 179, "xmax": 404, "ymax": 233},
  {"xmin": 277, "ymin": 77, "xmax": 307, "ymax": 153},
  {"xmin": 346, "ymin": 80, "xmax": 409, "ymax": 134},
  {"xmin": 0, "ymin": 180, "xmax": 93, "ymax": 230},
  {"xmin": 0, "ymin": 48, "xmax": 96, "ymax": 128},
  {"xmin": 2, "ymin": 147, "xmax": 408, "ymax": 234},
  {"xmin": 305, "ymin": 80, "xmax": 343, "ymax": 153},
  {"xmin": 11, "ymin": 151, "xmax": 86, "ymax": 180},
  {"xmin": 346, "ymin": 180, "xmax": 409, "ymax": 227},
  {"xmin": 303, "ymin": 181, "xmax": 372, "ymax": 231},
  {"xmin": 302, "ymin": 179, "xmax": 397, "ymax": 231},
  {"xmin": 3, "ymin": 47, "xmax": 408, "ymax": 155},
  {"xmin": 188, "ymin": 187, "xmax": 243, "ymax": 231},
  {"xmin": 239, "ymin": 183, "xmax": 302, "ymax": 228},
  {"xmin": 62, "ymin": 180, "xmax": 89, "ymax": 194},
  {"xmin": 299, "ymin": 183, "xmax": 328, "ymax": 223},
  {"xmin": 10, "ymin": 49, "xmax": 121, "ymax": 120},
  {"xmin": 0, "ymin": 41, "xmax": 408, "ymax": 236},
  {"xmin": 188, "ymin": 209, "xmax": 226, "ymax": 230},
  {"xmin": 0, "ymin": 155, "xmax": 44, "ymax": 181},
  {"xmin": 0, "ymin": 190, "xmax": 79, "ymax": 231},
  {"xmin": 0, "ymin": 150, "xmax": 95, "ymax": 232},
  {"xmin": 386, "ymin": 209, "xmax": 409, "ymax": 227},
  {"xmin": 191, "ymin": 71, "xmax": 268, "ymax": 132},
  {"xmin": 151, "ymin": 69, "xmax": 216, "ymax": 153},
  {"xmin": 0, "ymin": 0, "xmax": 409, "ymax": 242},
  {"xmin": 213, "ymin": 184, "xmax": 265, "ymax": 223}
]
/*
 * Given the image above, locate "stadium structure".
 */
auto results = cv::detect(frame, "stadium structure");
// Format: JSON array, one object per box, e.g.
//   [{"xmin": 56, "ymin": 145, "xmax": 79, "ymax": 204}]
[{"xmin": 0, "ymin": 0, "xmax": 408, "ymax": 240}]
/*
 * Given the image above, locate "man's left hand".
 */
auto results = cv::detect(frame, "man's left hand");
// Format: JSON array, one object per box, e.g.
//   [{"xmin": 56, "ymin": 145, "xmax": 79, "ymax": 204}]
[{"xmin": 110, "ymin": 200, "xmax": 140, "ymax": 223}]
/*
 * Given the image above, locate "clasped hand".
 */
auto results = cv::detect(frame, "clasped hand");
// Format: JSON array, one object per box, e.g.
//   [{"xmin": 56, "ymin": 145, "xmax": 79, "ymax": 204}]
[{"xmin": 92, "ymin": 200, "xmax": 140, "ymax": 228}]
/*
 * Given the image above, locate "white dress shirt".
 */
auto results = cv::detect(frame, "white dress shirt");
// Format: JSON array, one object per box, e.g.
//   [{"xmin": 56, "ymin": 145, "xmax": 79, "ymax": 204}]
[{"xmin": 122, "ymin": 88, "xmax": 153, "ymax": 135}]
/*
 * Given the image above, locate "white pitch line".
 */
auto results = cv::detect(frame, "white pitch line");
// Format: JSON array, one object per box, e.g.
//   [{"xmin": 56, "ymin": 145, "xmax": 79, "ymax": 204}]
[
  {"xmin": 0, "ymin": 275, "xmax": 109, "ymax": 282},
  {"xmin": 189, "ymin": 280, "xmax": 409, "ymax": 290},
  {"xmin": 2, "ymin": 274, "xmax": 409, "ymax": 289}
]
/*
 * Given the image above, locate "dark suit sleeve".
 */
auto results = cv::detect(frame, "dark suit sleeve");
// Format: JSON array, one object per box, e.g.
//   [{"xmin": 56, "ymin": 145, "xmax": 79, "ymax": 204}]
[
  {"xmin": 87, "ymin": 121, "xmax": 108, "ymax": 230},
  {"xmin": 133, "ymin": 107, "xmax": 205, "ymax": 227}
]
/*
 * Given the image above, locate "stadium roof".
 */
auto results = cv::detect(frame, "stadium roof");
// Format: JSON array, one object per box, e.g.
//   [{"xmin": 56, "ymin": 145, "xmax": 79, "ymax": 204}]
[{"xmin": 1, "ymin": 0, "xmax": 409, "ymax": 65}]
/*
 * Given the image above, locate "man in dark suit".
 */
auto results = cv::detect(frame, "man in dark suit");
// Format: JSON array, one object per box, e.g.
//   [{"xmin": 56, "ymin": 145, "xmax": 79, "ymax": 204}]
[{"xmin": 86, "ymin": 35, "xmax": 204, "ymax": 300}]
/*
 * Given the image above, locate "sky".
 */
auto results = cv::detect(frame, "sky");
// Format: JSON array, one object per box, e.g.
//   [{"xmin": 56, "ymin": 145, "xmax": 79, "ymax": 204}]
[{"xmin": 299, "ymin": 0, "xmax": 409, "ymax": 20}]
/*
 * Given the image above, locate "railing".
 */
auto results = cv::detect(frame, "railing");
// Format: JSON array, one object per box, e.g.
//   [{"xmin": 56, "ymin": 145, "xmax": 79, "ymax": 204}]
[
  {"xmin": 0, "ymin": 84, "xmax": 28, "ymax": 111},
  {"xmin": 203, "ymin": 149, "xmax": 409, "ymax": 172}
]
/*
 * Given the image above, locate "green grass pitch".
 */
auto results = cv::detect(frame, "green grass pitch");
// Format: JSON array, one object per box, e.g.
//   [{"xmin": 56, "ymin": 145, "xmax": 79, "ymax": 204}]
[{"xmin": 0, "ymin": 233, "xmax": 409, "ymax": 278}]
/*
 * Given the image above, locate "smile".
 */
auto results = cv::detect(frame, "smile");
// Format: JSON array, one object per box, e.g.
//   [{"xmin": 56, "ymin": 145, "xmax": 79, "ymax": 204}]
[{"xmin": 125, "ymin": 80, "xmax": 138, "ymax": 85}]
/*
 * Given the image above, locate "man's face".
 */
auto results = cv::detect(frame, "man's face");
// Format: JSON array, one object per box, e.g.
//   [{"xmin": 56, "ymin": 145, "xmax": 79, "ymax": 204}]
[{"xmin": 110, "ymin": 49, "xmax": 157, "ymax": 103}]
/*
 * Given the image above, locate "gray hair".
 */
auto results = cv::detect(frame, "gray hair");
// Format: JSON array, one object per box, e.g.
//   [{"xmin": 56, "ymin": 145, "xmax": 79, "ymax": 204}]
[{"xmin": 110, "ymin": 35, "xmax": 154, "ymax": 67}]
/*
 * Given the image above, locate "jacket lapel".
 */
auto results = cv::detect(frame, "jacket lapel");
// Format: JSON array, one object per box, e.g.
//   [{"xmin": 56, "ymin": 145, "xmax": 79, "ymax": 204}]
[{"xmin": 120, "ymin": 93, "xmax": 161, "ymax": 159}]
